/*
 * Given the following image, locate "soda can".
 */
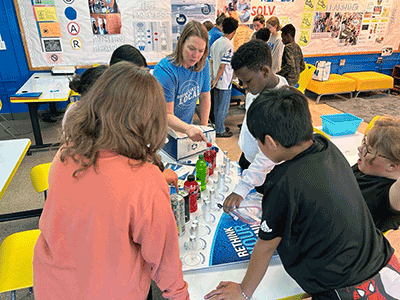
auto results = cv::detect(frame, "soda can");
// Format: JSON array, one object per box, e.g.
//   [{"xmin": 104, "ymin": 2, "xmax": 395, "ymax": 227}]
[
  {"xmin": 179, "ymin": 190, "xmax": 190, "ymax": 224},
  {"xmin": 171, "ymin": 193, "xmax": 186, "ymax": 236}
]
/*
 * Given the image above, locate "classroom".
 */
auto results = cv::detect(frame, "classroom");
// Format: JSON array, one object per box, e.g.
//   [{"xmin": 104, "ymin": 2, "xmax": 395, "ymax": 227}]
[{"xmin": 1, "ymin": 0, "xmax": 400, "ymax": 299}]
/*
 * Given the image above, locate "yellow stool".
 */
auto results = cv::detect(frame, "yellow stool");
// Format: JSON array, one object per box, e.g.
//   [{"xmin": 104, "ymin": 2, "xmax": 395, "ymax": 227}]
[
  {"xmin": 365, "ymin": 115, "xmax": 383, "ymax": 134},
  {"xmin": 342, "ymin": 71, "xmax": 394, "ymax": 98},
  {"xmin": 0, "ymin": 229, "xmax": 41, "ymax": 299},
  {"xmin": 30, "ymin": 163, "xmax": 51, "ymax": 201},
  {"xmin": 307, "ymin": 74, "xmax": 357, "ymax": 104},
  {"xmin": 296, "ymin": 63, "xmax": 316, "ymax": 94}
]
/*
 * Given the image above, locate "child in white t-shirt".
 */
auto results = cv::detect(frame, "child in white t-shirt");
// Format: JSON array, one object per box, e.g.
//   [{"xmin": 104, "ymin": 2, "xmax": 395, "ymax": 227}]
[{"xmin": 210, "ymin": 17, "xmax": 239, "ymax": 138}]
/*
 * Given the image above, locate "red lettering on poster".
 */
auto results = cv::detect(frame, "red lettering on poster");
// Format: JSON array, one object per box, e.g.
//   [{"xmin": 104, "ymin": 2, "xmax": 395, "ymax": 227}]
[{"xmin": 251, "ymin": 6, "xmax": 276, "ymax": 16}]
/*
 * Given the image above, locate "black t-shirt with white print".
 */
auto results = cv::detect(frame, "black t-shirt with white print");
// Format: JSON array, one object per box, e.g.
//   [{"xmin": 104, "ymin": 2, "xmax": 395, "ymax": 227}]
[{"xmin": 259, "ymin": 134, "xmax": 393, "ymax": 294}]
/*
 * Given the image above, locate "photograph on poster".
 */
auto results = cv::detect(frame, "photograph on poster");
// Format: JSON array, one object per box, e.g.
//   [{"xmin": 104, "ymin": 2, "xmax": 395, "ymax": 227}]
[
  {"xmin": 312, "ymin": 12, "xmax": 342, "ymax": 38},
  {"xmin": 338, "ymin": 12, "xmax": 363, "ymax": 46},
  {"xmin": 224, "ymin": 0, "xmax": 251, "ymax": 23},
  {"xmin": 89, "ymin": 0, "xmax": 121, "ymax": 35},
  {"xmin": 373, "ymin": 5, "xmax": 382, "ymax": 14}
]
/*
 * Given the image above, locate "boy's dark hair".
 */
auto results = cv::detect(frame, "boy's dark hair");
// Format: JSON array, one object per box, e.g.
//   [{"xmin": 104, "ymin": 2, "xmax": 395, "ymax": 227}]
[
  {"xmin": 231, "ymin": 39, "xmax": 272, "ymax": 71},
  {"xmin": 109, "ymin": 44, "xmax": 147, "ymax": 67},
  {"xmin": 203, "ymin": 20, "xmax": 214, "ymax": 31},
  {"xmin": 69, "ymin": 65, "xmax": 108, "ymax": 95},
  {"xmin": 216, "ymin": 13, "xmax": 227, "ymax": 26},
  {"xmin": 255, "ymin": 27, "xmax": 271, "ymax": 42},
  {"xmin": 247, "ymin": 86, "xmax": 313, "ymax": 148},
  {"xmin": 222, "ymin": 17, "xmax": 239, "ymax": 34},
  {"xmin": 253, "ymin": 14, "xmax": 265, "ymax": 24},
  {"xmin": 281, "ymin": 24, "xmax": 296, "ymax": 38}
]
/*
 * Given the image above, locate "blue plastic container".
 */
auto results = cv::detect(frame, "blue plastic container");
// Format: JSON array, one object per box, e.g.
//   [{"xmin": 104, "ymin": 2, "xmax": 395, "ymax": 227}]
[{"xmin": 321, "ymin": 113, "xmax": 363, "ymax": 136}]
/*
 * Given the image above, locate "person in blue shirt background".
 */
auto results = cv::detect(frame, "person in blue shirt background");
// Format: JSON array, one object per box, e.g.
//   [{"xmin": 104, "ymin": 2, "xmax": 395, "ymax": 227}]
[{"xmin": 154, "ymin": 20, "xmax": 211, "ymax": 142}]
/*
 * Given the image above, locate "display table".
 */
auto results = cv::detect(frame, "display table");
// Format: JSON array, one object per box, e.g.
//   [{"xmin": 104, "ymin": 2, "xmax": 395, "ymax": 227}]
[
  {"xmin": 160, "ymin": 149, "xmax": 306, "ymax": 300},
  {"xmin": 10, "ymin": 73, "xmax": 72, "ymax": 151}
]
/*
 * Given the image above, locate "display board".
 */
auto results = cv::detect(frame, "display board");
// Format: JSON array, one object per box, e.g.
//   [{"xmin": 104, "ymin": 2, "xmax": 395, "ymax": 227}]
[
  {"xmin": 14, "ymin": 0, "xmax": 400, "ymax": 69},
  {"xmin": 221, "ymin": 0, "xmax": 400, "ymax": 56},
  {"xmin": 13, "ymin": 0, "xmax": 216, "ymax": 69}
]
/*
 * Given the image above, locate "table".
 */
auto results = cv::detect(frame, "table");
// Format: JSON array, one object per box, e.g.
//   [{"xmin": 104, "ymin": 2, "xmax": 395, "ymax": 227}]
[
  {"xmin": 10, "ymin": 73, "xmax": 72, "ymax": 151},
  {"xmin": 0, "ymin": 139, "xmax": 31, "ymax": 200},
  {"xmin": 160, "ymin": 149, "xmax": 306, "ymax": 300},
  {"xmin": 160, "ymin": 129, "xmax": 365, "ymax": 299}
]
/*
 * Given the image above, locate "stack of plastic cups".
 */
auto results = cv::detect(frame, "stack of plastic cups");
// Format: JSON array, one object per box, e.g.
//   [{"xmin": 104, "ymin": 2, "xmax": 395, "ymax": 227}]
[{"xmin": 209, "ymin": 188, "xmax": 217, "ymax": 211}]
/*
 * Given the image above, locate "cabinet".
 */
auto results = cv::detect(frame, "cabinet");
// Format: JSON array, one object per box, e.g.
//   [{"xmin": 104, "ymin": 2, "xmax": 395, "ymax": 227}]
[{"xmin": 392, "ymin": 65, "xmax": 400, "ymax": 91}]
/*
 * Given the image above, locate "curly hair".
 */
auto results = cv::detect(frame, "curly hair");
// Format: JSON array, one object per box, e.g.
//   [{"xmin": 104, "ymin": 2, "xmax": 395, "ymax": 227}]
[
  {"xmin": 231, "ymin": 39, "xmax": 272, "ymax": 71},
  {"xmin": 61, "ymin": 62, "xmax": 167, "ymax": 177}
]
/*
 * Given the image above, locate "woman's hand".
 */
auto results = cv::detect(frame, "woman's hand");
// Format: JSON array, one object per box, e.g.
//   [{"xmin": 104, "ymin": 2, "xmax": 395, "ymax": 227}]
[
  {"xmin": 186, "ymin": 125, "xmax": 208, "ymax": 142},
  {"xmin": 163, "ymin": 169, "xmax": 179, "ymax": 191}
]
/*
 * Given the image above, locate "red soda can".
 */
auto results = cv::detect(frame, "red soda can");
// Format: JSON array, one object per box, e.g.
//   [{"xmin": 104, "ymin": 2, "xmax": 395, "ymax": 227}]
[{"xmin": 184, "ymin": 174, "xmax": 198, "ymax": 213}]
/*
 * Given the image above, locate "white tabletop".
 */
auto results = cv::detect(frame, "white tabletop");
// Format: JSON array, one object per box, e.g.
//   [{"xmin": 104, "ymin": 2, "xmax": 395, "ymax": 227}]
[
  {"xmin": 160, "ymin": 147, "xmax": 305, "ymax": 300},
  {"xmin": 0, "ymin": 139, "xmax": 31, "ymax": 199},
  {"xmin": 12, "ymin": 73, "xmax": 72, "ymax": 103}
]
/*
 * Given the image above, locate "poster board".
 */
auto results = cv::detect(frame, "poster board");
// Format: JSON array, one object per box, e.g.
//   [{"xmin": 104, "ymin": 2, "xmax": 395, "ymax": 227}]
[
  {"xmin": 13, "ymin": 0, "xmax": 216, "ymax": 69},
  {"xmin": 13, "ymin": 0, "xmax": 400, "ymax": 70}
]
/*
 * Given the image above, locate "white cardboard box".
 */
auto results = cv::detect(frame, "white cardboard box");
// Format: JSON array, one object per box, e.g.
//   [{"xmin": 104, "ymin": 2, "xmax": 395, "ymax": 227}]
[{"xmin": 162, "ymin": 126, "xmax": 216, "ymax": 161}]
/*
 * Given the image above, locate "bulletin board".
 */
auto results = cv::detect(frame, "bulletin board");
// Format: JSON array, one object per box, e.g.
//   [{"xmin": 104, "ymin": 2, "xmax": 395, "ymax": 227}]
[
  {"xmin": 220, "ymin": 0, "xmax": 400, "ymax": 56},
  {"xmin": 13, "ymin": 0, "xmax": 216, "ymax": 69},
  {"xmin": 13, "ymin": 0, "xmax": 400, "ymax": 70}
]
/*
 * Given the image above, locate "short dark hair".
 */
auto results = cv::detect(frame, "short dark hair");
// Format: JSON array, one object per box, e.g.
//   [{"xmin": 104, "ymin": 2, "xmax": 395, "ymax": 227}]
[
  {"xmin": 110, "ymin": 44, "xmax": 147, "ymax": 67},
  {"xmin": 231, "ymin": 39, "xmax": 272, "ymax": 71},
  {"xmin": 255, "ymin": 27, "xmax": 270, "ymax": 42},
  {"xmin": 222, "ymin": 17, "xmax": 239, "ymax": 34},
  {"xmin": 69, "ymin": 65, "xmax": 108, "ymax": 95},
  {"xmin": 253, "ymin": 14, "xmax": 265, "ymax": 24},
  {"xmin": 247, "ymin": 86, "xmax": 313, "ymax": 147},
  {"xmin": 216, "ymin": 13, "xmax": 227, "ymax": 26},
  {"xmin": 281, "ymin": 24, "xmax": 296, "ymax": 38}
]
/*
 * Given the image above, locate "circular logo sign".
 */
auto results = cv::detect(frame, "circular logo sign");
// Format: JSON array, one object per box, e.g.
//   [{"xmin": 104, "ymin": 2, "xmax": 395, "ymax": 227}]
[
  {"xmin": 67, "ymin": 22, "xmax": 80, "ymax": 35},
  {"xmin": 70, "ymin": 37, "xmax": 82, "ymax": 50}
]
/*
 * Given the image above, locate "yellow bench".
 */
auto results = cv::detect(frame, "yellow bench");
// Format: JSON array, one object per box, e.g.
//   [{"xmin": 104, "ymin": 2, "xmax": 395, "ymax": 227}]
[
  {"xmin": 342, "ymin": 71, "xmax": 394, "ymax": 98},
  {"xmin": 306, "ymin": 74, "xmax": 357, "ymax": 104}
]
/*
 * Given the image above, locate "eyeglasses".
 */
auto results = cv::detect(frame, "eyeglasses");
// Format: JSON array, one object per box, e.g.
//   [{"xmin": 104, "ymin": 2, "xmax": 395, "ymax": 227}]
[{"xmin": 360, "ymin": 137, "xmax": 392, "ymax": 160}]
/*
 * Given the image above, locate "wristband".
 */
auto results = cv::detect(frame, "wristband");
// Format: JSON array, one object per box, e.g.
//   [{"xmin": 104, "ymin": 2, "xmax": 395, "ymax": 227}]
[{"xmin": 240, "ymin": 285, "xmax": 251, "ymax": 300}]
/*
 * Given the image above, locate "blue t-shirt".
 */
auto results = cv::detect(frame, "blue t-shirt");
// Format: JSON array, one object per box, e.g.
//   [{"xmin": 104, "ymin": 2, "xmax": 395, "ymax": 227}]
[
  {"xmin": 209, "ymin": 27, "xmax": 224, "ymax": 50},
  {"xmin": 153, "ymin": 57, "xmax": 211, "ymax": 124}
]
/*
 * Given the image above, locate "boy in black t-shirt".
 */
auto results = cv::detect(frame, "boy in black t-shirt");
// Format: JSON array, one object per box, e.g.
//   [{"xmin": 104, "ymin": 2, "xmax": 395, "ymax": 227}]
[
  {"xmin": 353, "ymin": 116, "xmax": 400, "ymax": 232},
  {"xmin": 205, "ymin": 87, "xmax": 399, "ymax": 300}
]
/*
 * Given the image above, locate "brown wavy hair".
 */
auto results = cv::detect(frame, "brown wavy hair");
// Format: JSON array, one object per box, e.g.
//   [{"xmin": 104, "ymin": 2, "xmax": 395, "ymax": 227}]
[
  {"xmin": 169, "ymin": 20, "xmax": 209, "ymax": 72},
  {"xmin": 61, "ymin": 61, "xmax": 167, "ymax": 177}
]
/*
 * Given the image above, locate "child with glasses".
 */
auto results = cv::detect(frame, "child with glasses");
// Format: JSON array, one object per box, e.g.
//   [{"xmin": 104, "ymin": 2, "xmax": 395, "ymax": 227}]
[{"xmin": 353, "ymin": 116, "xmax": 400, "ymax": 232}]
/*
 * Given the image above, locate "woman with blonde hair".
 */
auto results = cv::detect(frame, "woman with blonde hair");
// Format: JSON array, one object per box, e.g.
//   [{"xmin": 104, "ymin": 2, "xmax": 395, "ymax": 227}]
[
  {"xmin": 354, "ymin": 116, "xmax": 400, "ymax": 232},
  {"xmin": 154, "ymin": 20, "xmax": 211, "ymax": 142},
  {"xmin": 33, "ymin": 62, "xmax": 189, "ymax": 300},
  {"xmin": 266, "ymin": 16, "xmax": 284, "ymax": 74}
]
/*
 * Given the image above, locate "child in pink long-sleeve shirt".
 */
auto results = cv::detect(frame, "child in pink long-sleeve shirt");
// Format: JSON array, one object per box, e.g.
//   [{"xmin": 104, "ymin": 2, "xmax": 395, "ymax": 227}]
[{"xmin": 33, "ymin": 62, "xmax": 189, "ymax": 300}]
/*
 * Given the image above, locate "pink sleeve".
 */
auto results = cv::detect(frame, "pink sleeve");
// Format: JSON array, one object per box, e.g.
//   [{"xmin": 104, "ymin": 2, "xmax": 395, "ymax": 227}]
[{"xmin": 131, "ymin": 186, "xmax": 189, "ymax": 300}]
